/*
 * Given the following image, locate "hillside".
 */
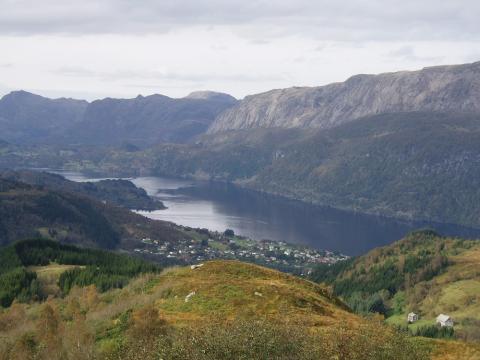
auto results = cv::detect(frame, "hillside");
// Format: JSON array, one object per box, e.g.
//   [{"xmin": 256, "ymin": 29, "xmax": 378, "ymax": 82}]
[
  {"xmin": 2, "ymin": 248, "xmax": 479, "ymax": 359},
  {"xmin": 0, "ymin": 177, "xmax": 193, "ymax": 250},
  {"xmin": 0, "ymin": 239, "xmax": 160, "ymax": 307},
  {"xmin": 209, "ymin": 61, "xmax": 480, "ymax": 133},
  {"xmin": 0, "ymin": 247, "xmax": 437, "ymax": 360},
  {"xmin": 48, "ymin": 111, "xmax": 480, "ymax": 228},
  {"xmin": 0, "ymin": 170, "xmax": 165, "ymax": 210},
  {"xmin": 311, "ymin": 230, "xmax": 480, "ymax": 341}
]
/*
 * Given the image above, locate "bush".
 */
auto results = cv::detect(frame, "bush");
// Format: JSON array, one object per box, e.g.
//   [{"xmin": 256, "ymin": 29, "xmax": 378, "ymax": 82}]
[{"xmin": 411, "ymin": 325, "xmax": 454, "ymax": 339}]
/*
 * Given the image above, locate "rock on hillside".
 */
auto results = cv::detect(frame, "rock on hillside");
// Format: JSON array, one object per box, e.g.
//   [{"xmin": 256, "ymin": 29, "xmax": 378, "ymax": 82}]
[
  {"xmin": 209, "ymin": 61, "xmax": 480, "ymax": 133},
  {"xmin": 152, "ymin": 260, "xmax": 353, "ymax": 325}
]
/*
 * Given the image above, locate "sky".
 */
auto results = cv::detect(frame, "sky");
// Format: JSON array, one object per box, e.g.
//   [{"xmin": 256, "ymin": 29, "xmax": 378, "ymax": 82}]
[{"xmin": 0, "ymin": 0, "xmax": 479, "ymax": 101}]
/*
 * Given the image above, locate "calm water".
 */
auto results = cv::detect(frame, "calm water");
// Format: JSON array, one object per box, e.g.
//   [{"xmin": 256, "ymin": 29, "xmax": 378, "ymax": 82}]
[{"xmin": 57, "ymin": 171, "xmax": 480, "ymax": 256}]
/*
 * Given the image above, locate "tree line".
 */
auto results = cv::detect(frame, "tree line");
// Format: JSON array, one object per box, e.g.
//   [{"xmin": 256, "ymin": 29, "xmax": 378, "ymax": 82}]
[{"xmin": 0, "ymin": 239, "xmax": 161, "ymax": 307}]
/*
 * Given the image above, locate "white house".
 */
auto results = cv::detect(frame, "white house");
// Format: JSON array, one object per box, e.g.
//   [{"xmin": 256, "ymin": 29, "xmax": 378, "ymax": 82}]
[
  {"xmin": 436, "ymin": 314, "xmax": 454, "ymax": 327},
  {"xmin": 407, "ymin": 312, "xmax": 419, "ymax": 323}
]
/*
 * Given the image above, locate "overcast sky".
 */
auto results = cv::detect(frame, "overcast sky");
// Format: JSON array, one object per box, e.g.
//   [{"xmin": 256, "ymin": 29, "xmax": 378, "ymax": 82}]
[{"xmin": 1, "ymin": 0, "xmax": 479, "ymax": 100}]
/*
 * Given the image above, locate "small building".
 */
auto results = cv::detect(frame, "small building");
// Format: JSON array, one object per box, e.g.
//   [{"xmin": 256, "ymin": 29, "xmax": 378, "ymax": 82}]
[
  {"xmin": 407, "ymin": 312, "xmax": 419, "ymax": 323},
  {"xmin": 436, "ymin": 314, "xmax": 454, "ymax": 327}
]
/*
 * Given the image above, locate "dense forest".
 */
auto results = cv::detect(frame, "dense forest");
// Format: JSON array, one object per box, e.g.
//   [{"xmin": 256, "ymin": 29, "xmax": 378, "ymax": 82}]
[{"xmin": 0, "ymin": 239, "xmax": 160, "ymax": 307}]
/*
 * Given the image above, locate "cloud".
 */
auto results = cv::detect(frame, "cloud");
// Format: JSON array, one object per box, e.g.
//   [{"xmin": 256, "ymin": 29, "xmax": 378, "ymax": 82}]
[
  {"xmin": 386, "ymin": 45, "xmax": 443, "ymax": 62},
  {"xmin": 54, "ymin": 66, "xmax": 286, "ymax": 84},
  {"xmin": 1, "ymin": 0, "xmax": 479, "ymax": 42}
]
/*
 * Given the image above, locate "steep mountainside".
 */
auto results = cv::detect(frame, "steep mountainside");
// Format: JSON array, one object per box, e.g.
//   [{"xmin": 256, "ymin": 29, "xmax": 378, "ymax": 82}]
[
  {"xmin": 0, "ymin": 91, "xmax": 236, "ymax": 146},
  {"xmin": 245, "ymin": 111, "xmax": 480, "ymax": 227},
  {"xmin": 209, "ymin": 61, "xmax": 480, "ymax": 133},
  {"xmin": 0, "ymin": 91, "xmax": 88, "ymax": 144},
  {"xmin": 311, "ymin": 230, "xmax": 480, "ymax": 341},
  {"xmin": 79, "ymin": 111, "xmax": 479, "ymax": 228}
]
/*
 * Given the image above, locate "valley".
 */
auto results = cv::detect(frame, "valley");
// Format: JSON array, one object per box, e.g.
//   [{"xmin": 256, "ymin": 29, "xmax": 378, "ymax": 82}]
[{"xmin": 2, "ymin": 60, "xmax": 480, "ymax": 359}]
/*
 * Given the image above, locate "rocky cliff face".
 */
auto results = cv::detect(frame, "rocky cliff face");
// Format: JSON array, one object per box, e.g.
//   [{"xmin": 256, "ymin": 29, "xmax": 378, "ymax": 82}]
[{"xmin": 209, "ymin": 62, "xmax": 480, "ymax": 133}]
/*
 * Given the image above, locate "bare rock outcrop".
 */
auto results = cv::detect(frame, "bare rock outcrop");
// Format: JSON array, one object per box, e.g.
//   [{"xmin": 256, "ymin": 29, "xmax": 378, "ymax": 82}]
[{"xmin": 209, "ymin": 62, "xmax": 480, "ymax": 133}]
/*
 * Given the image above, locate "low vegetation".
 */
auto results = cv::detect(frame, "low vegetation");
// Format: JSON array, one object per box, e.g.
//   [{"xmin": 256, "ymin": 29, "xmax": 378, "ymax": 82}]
[{"xmin": 0, "ymin": 257, "xmax": 434, "ymax": 360}]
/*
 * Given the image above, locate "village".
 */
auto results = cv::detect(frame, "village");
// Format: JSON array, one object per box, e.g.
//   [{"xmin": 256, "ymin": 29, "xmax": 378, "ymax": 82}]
[{"xmin": 133, "ymin": 226, "xmax": 348, "ymax": 275}]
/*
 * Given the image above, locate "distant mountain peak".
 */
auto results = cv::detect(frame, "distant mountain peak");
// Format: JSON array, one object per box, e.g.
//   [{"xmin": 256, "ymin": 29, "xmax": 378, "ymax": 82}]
[
  {"xmin": 2, "ymin": 90, "xmax": 42, "ymax": 100},
  {"xmin": 185, "ymin": 91, "xmax": 237, "ymax": 102}
]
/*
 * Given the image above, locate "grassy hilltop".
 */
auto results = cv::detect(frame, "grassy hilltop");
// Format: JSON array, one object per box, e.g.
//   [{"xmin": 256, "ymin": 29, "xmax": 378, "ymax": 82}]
[{"xmin": 1, "ymin": 238, "xmax": 479, "ymax": 359}]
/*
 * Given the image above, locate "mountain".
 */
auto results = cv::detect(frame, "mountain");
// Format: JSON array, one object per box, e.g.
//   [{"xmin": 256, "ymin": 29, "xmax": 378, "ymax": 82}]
[
  {"xmin": 80, "ymin": 111, "xmax": 478, "ymax": 228},
  {"xmin": 68, "ymin": 92, "xmax": 237, "ymax": 146},
  {"xmin": 0, "ymin": 91, "xmax": 237, "ymax": 146},
  {"xmin": 208, "ymin": 61, "xmax": 480, "ymax": 133},
  {"xmin": 311, "ymin": 230, "xmax": 480, "ymax": 342},
  {"xmin": 0, "ymin": 91, "xmax": 88, "ymax": 144}
]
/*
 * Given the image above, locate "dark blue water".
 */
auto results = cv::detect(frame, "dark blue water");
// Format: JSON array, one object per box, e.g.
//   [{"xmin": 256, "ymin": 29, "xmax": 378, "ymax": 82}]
[{"xmin": 59, "ymin": 171, "xmax": 480, "ymax": 256}]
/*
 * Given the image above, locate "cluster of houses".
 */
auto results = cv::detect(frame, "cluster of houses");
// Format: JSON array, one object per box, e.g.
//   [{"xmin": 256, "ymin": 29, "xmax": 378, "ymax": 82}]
[
  {"xmin": 134, "ymin": 231, "xmax": 348, "ymax": 274},
  {"xmin": 407, "ymin": 312, "xmax": 454, "ymax": 327}
]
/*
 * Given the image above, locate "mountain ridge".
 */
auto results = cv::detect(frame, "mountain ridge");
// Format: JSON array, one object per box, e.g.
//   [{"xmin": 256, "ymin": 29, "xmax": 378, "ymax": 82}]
[
  {"xmin": 208, "ymin": 61, "xmax": 480, "ymax": 133},
  {"xmin": 0, "ymin": 89, "xmax": 237, "ymax": 146}
]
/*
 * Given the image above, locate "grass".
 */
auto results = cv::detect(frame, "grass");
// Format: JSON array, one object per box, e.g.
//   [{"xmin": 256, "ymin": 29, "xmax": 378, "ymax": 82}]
[
  {"xmin": 425, "ymin": 338, "xmax": 480, "ymax": 360},
  {"xmin": 2, "ymin": 259, "xmax": 480, "ymax": 359},
  {"xmin": 386, "ymin": 314, "xmax": 432, "ymax": 330},
  {"xmin": 402, "ymin": 244, "xmax": 480, "ymax": 335},
  {"xmin": 149, "ymin": 261, "xmax": 350, "ymax": 325},
  {"xmin": 27, "ymin": 263, "xmax": 85, "ymax": 297}
]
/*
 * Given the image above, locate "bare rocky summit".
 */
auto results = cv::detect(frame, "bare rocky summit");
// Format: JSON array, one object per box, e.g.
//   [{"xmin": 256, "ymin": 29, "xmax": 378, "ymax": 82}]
[{"xmin": 209, "ymin": 61, "xmax": 480, "ymax": 133}]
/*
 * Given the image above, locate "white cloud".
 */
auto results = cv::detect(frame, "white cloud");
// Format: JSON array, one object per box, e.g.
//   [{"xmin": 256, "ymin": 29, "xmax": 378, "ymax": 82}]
[
  {"xmin": 0, "ymin": 1, "xmax": 479, "ymax": 100},
  {"xmin": 1, "ymin": 0, "xmax": 479, "ymax": 41}
]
